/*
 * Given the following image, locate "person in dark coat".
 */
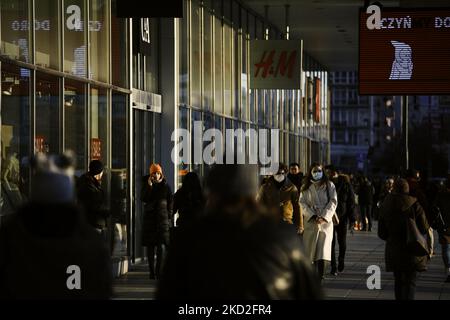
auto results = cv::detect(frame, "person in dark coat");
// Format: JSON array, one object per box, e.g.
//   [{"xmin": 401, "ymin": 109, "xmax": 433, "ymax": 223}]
[
  {"xmin": 76, "ymin": 160, "xmax": 109, "ymax": 232},
  {"xmin": 378, "ymin": 178, "xmax": 430, "ymax": 300},
  {"xmin": 432, "ymin": 178, "xmax": 450, "ymax": 283},
  {"xmin": 157, "ymin": 163, "xmax": 322, "ymax": 300},
  {"xmin": 358, "ymin": 176, "xmax": 374, "ymax": 231},
  {"xmin": 0, "ymin": 154, "xmax": 112, "ymax": 299},
  {"xmin": 173, "ymin": 172, "xmax": 205, "ymax": 228},
  {"xmin": 325, "ymin": 165, "xmax": 356, "ymax": 275},
  {"xmin": 288, "ymin": 162, "xmax": 304, "ymax": 194},
  {"xmin": 141, "ymin": 163, "xmax": 173, "ymax": 280}
]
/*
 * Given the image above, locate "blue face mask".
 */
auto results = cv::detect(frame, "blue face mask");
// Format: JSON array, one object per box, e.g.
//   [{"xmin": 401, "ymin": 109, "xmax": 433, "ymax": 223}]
[{"xmin": 312, "ymin": 171, "xmax": 323, "ymax": 181}]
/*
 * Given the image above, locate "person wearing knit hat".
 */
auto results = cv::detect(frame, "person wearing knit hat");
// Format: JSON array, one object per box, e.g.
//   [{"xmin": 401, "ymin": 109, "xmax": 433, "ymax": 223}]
[
  {"xmin": 76, "ymin": 160, "xmax": 109, "ymax": 232},
  {"xmin": 141, "ymin": 163, "xmax": 173, "ymax": 280}
]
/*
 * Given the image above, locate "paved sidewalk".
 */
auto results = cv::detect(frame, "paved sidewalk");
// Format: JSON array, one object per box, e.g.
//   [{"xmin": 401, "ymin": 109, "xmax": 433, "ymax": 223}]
[
  {"xmin": 322, "ymin": 226, "xmax": 450, "ymax": 300},
  {"xmin": 113, "ymin": 226, "xmax": 450, "ymax": 300}
]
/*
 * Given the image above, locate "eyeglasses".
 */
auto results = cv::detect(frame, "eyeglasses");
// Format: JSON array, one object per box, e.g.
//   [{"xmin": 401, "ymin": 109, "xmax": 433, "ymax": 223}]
[{"xmin": 312, "ymin": 169, "xmax": 322, "ymax": 173}]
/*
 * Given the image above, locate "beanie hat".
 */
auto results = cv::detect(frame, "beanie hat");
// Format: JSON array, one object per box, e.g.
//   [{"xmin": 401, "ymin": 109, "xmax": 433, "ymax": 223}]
[
  {"xmin": 150, "ymin": 163, "xmax": 163, "ymax": 175},
  {"xmin": 89, "ymin": 160, "xmax": 104, "ymax": 175}
]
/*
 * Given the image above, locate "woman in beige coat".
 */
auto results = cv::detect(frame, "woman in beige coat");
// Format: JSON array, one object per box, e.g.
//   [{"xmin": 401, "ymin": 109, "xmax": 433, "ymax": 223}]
[{"xmin": 300, "ymin": 163, "xmax": 338, "ymax": 281}]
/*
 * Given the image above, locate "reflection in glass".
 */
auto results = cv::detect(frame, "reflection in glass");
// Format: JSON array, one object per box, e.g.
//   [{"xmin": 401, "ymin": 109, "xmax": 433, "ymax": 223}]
[
  {"xmin": 90, "ymin": 0, "xmax": 109, "ymax": 82},
  {"xmin": 64, "ymin": 79, "xmax": 86, "ymax": 176},
  {"xmin": 35, "ymin": 0, "xmax": 60, "ymax": 69},
  {"xmin": 36, "ymin": 72, "xmax": 60, "ymax": 154},
  {"xmin": 64, "ymin": 0, "xmax": 86, "ymax": 77},
  {"xmin": 111, "ymin": 0, "xmax": 128, "ymax": 87},
  {"xmin": 0, "ymin": 0, "xmax": 31, "ymax": 63},
  {"xmin": 1, "ymin": 64, "xmax": 30, "ymax": 215}
]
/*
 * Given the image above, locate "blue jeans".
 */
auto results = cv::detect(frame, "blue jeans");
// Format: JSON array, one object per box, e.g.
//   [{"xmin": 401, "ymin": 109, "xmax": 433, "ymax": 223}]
[{"xmin": 442, "ymin": 243, "xmax": 450, "ymax": 269}]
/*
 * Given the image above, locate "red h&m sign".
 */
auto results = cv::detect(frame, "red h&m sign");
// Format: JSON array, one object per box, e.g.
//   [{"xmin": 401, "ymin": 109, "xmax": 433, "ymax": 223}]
[
  {"xmin": 250, "ymin": 40, "xmax": 303, "ymax": 89},
  {"xmin": 91, "ymin": 138, "xmax": 102, "ymax": 160}
]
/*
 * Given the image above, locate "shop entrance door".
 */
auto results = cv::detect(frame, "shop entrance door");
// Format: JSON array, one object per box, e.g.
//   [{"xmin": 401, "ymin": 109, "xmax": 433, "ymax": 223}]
[{"xmin": 131, "ymin": 109, "xmax": 155, "ymax": 263}]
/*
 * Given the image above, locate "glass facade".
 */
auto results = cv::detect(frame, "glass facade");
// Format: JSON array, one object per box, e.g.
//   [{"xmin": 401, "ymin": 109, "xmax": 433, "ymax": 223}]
[
  {"xmin": 0, "ymin": 0, "xmax": 330, "ymax": 271},
  {"xmin": 0, "ymin": 0, "xmax": 132, "ymax": 271},
  {"xmin": 177, "ymin": 0, "xmax": 330, "ymax": 182}
]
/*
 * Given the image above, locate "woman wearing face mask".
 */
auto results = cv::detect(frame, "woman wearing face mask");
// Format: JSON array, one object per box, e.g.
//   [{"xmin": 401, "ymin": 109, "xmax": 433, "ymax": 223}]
[{"xmin": 300, "ymin": 163, "xmax": 338, "ymax": 282}]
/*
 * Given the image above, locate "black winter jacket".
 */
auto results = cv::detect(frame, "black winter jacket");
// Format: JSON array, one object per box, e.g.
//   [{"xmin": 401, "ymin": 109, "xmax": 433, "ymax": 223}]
[
  {"xmin": 140, "ymin": 176, "xmax": 173, "ymax": 246},
  {"xmin": 76, "ymin": 173, "xmax": 109, "ymax": 229},
  {"xmin": 332, "ymin": 175, "xmax": 356, "ymax": 224},
  {"xmin": 378, "ymin": 194, "xmax": 430, "ymax": 272},
  {"xmin": 0, "ymin": 203, "xmax": 112, "ymax": 299},
  {"xmin": 157, "ymin": 208, "xmax": 322, "ymax": 300}
]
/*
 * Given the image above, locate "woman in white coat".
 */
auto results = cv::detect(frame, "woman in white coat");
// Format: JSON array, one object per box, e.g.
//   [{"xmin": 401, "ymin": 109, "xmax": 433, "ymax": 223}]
[{"xmin": 300, "ymin": 163, "xmax": 338, "ymax": 281}]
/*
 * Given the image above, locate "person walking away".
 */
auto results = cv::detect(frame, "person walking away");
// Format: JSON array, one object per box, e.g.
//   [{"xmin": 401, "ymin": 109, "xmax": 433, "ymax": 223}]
[
  {"xmin": 157, "ymin": 163, "xmax": 322, "ymax": 299},
  {"xmin": 173, "ymin": 172, "xmax": 205, "ymax": 228},
  {"xmin": 141, "ymin": 163, "xmax": 173, "ymax": 280},
  {"xmin": 300, "ymin": 163, "xmax": 338, "ymax": 282},
  {"xmin": 358, "ymin": 176, "xmax": 375, "ymax": 231},
  {"xmin": 76, "ymin": 160, "xmax": 110, "ymax": 238},
  {"xmin": 432, "ymin": 177, "xmax": 450, "ymax": 282},
  {"xmin": 0, "ymin": 154, "xmax": 112, "ymax": 299},
  {"xmin": 258, "ymin": 163, "xmax": 303, "ymax": 235},
  {"xmin": 378, "ymin": 178, "xmax": 430, "ymax": 300},
  {"xmin": 405, "ymin": 169, "xmax": 434, "ymax": 257},
  {"xmin": 325, "ymin": 165, "xmax": 356, "ymax": 275}
]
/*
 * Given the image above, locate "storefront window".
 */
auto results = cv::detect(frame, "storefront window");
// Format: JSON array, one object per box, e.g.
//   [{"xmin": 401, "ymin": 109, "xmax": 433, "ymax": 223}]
[
  {"xmin": 191, "ymin": 110, "xmax": 202, "ymax": 176},
  {"xmin": 179, "ymin": 0, "xmax": 189, "ymax": 105},
  {"xmin": 0, "ymin": 0, "xmax": 31, "ymax": 63},
  {"xmin": 223, "ymin": 23, "xmax": 232, "ymax": 116},
  {"xmin": 35, "ymin": 0, "xmax": 60, "ymax": 69},
  {"xmin": 214, "ymin": 16, "xmax": 222, "ymax": 114},
  {"xmin": 190, "ymin": 0, "xmax": 201, "ymax": 108},
  {"xmin": 203, "ymin": 9, "xmax": 213, "ymax": 111},
  {"xmin": 36, "ymin": 72, "xmax": 60, "ymax": 154},
  {"xmin": 111, "ymin": 92, "xmax": 128, "ymax": 258},
  {"xmin": 64, "ymin": 0, "xmax": 86, "ymax": 77},
  {"xmin": 64, "ymin": 79, "xmax": 86, "ymax": 176},
  {"xmin": 111, "ymin": 0, "xmax": 128, "ymax": 88},
  {"xmin": 177, "ymin": 106, "xmax": 189, "ymax": 188},
  {"xmin": 90, "ymin": 86, "xmax": 108, "ymax": 163},
  {"xmin": 90, "ymin": 0, "xmax": 109, "ymax": 82},
  {"xmin": 145, "ymin": 19, "xmax": 159, "ymax": 93},
  {"xmin": 1, "ymin": 64, "xmax": 30, "ymax": 215}
]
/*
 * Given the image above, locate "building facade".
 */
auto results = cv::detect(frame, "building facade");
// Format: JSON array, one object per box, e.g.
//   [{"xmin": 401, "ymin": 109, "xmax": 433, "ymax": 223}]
[{"xmin": 0, "ymin": 0, "xmax": 331, "ymax": 274}]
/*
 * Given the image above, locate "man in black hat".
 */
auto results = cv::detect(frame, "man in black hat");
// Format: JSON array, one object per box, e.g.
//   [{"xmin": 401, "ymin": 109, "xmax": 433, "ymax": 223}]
[{"xmin": 76, "ymin": 160, "xmax": 110, "ymax": 233}]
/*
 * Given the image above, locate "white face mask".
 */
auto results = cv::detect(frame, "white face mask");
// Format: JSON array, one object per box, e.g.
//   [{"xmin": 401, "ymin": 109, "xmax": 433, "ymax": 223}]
[
  {"xmin": 311, "ymin": 171, "xmax": 323, "ymax": 181},
  {"xmin": 274, "ymin": 174, "xmax": 285, "ymax": 183}
]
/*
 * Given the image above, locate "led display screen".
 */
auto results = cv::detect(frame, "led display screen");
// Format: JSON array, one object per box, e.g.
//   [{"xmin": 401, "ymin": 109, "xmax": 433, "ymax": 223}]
[{"xmin": 359, "ymin": 7, "xmax": 450, "ymax": 95}]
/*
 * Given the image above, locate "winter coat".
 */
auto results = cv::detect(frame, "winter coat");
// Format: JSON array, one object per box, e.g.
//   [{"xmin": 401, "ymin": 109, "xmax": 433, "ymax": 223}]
[
  {"xmin": 378, "ymin": 194, "xmax": 430, "ymax": 272},
  {"xmin": 332, "ymin": 175, "xmax": 356, "ymax": 224},
  {"xmin": 299, "ymin": 181, "xmax": 337, "ymax": 262},
  {"xmin": 173, "ymin": 188, "xmax": 205, "ymax": 227},
  {"xmin": 140, "ymin": 176, "xmax": 173, "ymax": 246},
  {"xmin": 433, "ymin": 190, "xmax": 450, "ymax": 244},
  {"xmin": 288, "ymin": 173, "xmax": 304, "ymax": 195},
  {"xmin": 257, "ymin": 177, "xmax": 303, "ymax": 231},
  {"xmin": 407, "ymin": 179, "xmax": 430, "ymax": 222},
  {"xmin": 0, "ymin": 203, "xmax": 112, "ymax": 299},
  {"xmin": 358, "ymin": 181, "xmax": 374, "ymax": 206},
  {"xmin": 157, "ymin": 209, "xmax": 323, "ymax": 300},
  {"xmin": 76, "ymin": 173, "xmax": 109, "ymax": 229}
]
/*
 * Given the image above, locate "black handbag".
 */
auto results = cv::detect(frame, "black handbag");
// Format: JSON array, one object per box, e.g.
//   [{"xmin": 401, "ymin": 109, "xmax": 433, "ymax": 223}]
[{"xmin": 406, "ymin": 206, "xmax": 429, "ymax": 257}]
